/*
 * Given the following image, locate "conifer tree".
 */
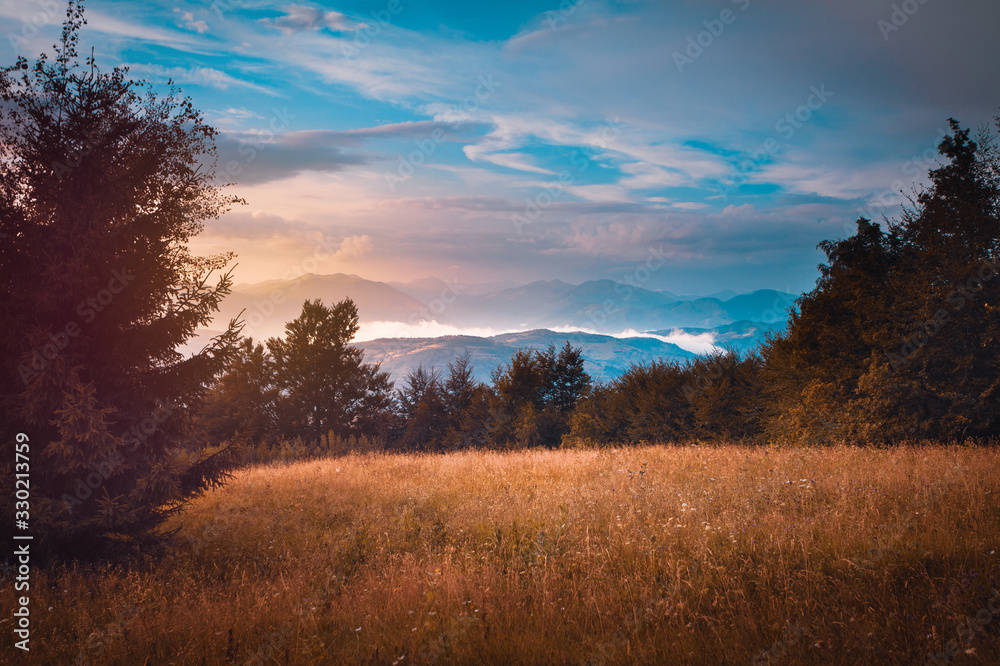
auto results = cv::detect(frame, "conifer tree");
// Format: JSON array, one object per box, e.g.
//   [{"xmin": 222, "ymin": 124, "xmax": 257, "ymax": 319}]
[
  {"xmin": 267, "ymin": 298, "xmax": 393, "ymax": 443},
  {"xmin": 762, "ymin": 118, "xmax": 1000, "ymax": 443},
  {"xmin": 0, "ymin": 1, "xmax": 244, "ymax": 552},
  {"xmin": 198, "ymin": 339, "xmax": 280, "ymax": 446},
  {"xmin": 396, "ymin": 366, "xmax": 447, "ymax": 451}
]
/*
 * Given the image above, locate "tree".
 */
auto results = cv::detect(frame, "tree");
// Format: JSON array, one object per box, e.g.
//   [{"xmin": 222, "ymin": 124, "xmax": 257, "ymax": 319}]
[
  {"xmin": 760, "ymin": 217, "xmax": 896, "ymax": 444},
  {"xmin": 490, "ymin": 348, "xmax": 549, "ymax": 448},
  {"xmin": 444, "ymin": 352, "xmax": 476, "ymax": 420},
  {"xmin": 762, "ymin": 117, "xmax": 1000, "ymax": 443},
  {"xmin": 267, "ymin": 298, "xmax": 393, "ymax": 443},
  {"xmin": 438, "ymin": 351, "xmax": 484, "ymax": 450},
  {"xmin": 198, "ymin": 338, "xmax": 280, "ymax": 445},
  {"xmin": 548, "ymin": 341, "xmax": 590, "ymax": 415},
  {"xmin": 860, "ymin": 119, "xmax": 1000, "ymax": 440},
  {"xmin": 685, "ymin": 351, "xmax": 764, "ymax": 441},
  {"xmin": 0, "ymin": 2, "xmax": 244, "ymax": 552},
  {"xmin": 490, "ymin": 344, "xmax": 590, "ymax": 448},
  {"xmin": 567, "ymin": 360, "xmax": 694, "ymax": 446},
  {"xmin": 396, "ymin": 366, "xmax": 447, "ymax": 451}
]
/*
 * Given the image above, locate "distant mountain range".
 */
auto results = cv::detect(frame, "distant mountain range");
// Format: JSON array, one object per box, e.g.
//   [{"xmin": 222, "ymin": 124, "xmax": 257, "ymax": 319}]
[
  {"xmin": 222, "ymin": 273, "xmax": 427, "ymax": 342},
  {"xmin": 197, "ymin": 273, "xmax": 798, "ymax": 383},
  {"xmin": 647, "ymin": 320, "xmax": 787, "ymax": 355},
  {"xmin": 357, "ymin": 329, "xmax": 698, "ymax": 384},
  {"xmin": 214, "ymin": 273, "xmax": 797, "ymax": 340}
]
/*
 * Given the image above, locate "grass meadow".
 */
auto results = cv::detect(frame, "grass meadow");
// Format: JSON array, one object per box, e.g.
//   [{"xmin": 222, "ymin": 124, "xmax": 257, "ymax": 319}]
[{"xmin": 8, "ymin": 444, "xmax": 1000, "ymax": 664}]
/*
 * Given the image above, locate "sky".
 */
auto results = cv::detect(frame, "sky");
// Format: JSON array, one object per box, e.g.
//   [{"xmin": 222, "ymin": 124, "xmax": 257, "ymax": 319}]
[{"xmin": 2, "ymin": 0, "xmax": 999, "ymax": 296}]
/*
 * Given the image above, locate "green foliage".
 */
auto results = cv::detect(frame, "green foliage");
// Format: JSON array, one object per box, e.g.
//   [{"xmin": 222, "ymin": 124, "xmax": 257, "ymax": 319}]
[
  {"xmin": 199, "ymin": 299, "xmax": 395, "ymax": 456},
  {"xmin": 686, "ymin": 351, "xmax": 765, "ymax": 440},
  {"xmin": 396, "ymin": 366, "xmax": 447, "ymax": 451},
  {"xmin": 266, "ymin": 299, "xmax": 393, "ymax": 443},
  {"xmin": 0, "ymin": 2, "xmax": 243, "ymax": 552},
  {"xmin": 564, "ymin": 350, "xmax": 764, "ymax": 447},
  {"xmin": 197, "ymin": 339, "xmax": 279, "ymax": 445},
  {"xmin": 763, "ymin": 117, "xmax": 1000, "ymax": 444},
  {"xmin": 491, "ymin": 344, "xmax": 590, "ymax": 448},
  {"xmin": 443, "ymin": 383, "xmax": 495, "ymax": 450},
  {"xmin": 568, "ymin": 119, "xmax": 1000, "ymax": 449},
  {"xmin": 189, "ymin": 115, "xmax": 1000, "ymax": 465}
]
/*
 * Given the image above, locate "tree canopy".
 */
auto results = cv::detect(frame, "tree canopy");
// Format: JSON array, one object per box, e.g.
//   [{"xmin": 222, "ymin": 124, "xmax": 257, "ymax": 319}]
[
  {"xmin": 266, "ymin": 298, "xmax": 393, "ymax": 443},
  {"xmin": 763, "ymin": 118, "xmax": 1000, "ymax": 443},
  {"xmin": 0, "ymin": 2, "xmax": 244, "ymax": 551}
]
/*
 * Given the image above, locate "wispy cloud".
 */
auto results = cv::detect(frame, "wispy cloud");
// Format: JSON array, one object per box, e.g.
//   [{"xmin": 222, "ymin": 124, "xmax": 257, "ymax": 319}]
[
  {"xmin": 6, "ymin": 0, "xmax": 995, "ymax": 296},
  {"xmin": 333, "ymin": 234, "xmax": 373, "ymax": 260},
  {"xmin": 266, "ymin": 4, "xmax": 359, "ymax": 34},
  {"xmin": 175, "ymin": 9, "xmax": 208, "ymax": 34},
  {"xmin": 85, "ymin": 9, "xmax": 205, "ymax": 51},
  {"xmin": 127, "ymin": 63, "xmax": 274, "ymax": 94}
]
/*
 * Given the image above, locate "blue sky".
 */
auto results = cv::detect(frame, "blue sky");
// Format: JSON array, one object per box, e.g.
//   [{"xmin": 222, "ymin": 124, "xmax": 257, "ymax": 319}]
[{"xmin": 3, "ymin": 0, "xmax": 999, "ymax": 295}]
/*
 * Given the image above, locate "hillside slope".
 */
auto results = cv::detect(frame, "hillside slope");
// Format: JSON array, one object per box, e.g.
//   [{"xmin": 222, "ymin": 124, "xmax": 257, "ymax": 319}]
[{"xmin": 357, "ymin": 329, "xmax": 697, "ymax": 383}]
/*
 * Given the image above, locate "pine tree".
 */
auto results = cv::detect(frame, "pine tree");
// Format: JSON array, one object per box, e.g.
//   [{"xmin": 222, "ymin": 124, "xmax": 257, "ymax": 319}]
[
  {"xmin": 440, "ymin": 352, "xmax": 485, "ymax": 450},
  {"xmin": 267, "ymin": 298, "xmax": 393, "ymax": 443},
  {"xmin": 489, "ymin": 344, "xmax": 590, "ymax": 448},
  {"xmin": 396, "ymin": 366, "xmax": 447, "ymax": 451},
  {"xmin": 549, "ymin": 341, "xmax": 590, "ymax": 415},
  {"xmin": 489, "ymin": 349, "xmax": 545, "ymax": 448},
  {"xmin": 760, "ymin": 217, "xmax": 895, "ymax": 443},
  {"xmin": 444, "ymin": 352, "xmax": 476, "ymax": 421},
  {"xmin": 860, "ymin": 119, "xmax": 1000, "ymax": 440},
  {"xmin": 762, "ymin": 117, "xmax": 1000, "ymax": 443},
  {"xmin": 198, "ymin": 338, "xmax": 280, "ymax": 446},
  {"xmin": 0, "ymin": 2, "xmax": 244, "ymax": 552}
]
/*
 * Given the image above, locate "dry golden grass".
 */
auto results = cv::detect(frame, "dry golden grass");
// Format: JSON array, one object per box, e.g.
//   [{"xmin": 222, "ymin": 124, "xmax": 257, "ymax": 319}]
[{"xmin": 8, "ymin": 444, "xmax": 1000, "ymax": 665}]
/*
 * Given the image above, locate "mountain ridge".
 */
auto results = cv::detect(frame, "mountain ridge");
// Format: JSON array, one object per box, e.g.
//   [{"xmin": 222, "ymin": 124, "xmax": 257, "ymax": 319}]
[{"xmin": 356, "ymin": 328, "xmax": 699, "ymax": 384}]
